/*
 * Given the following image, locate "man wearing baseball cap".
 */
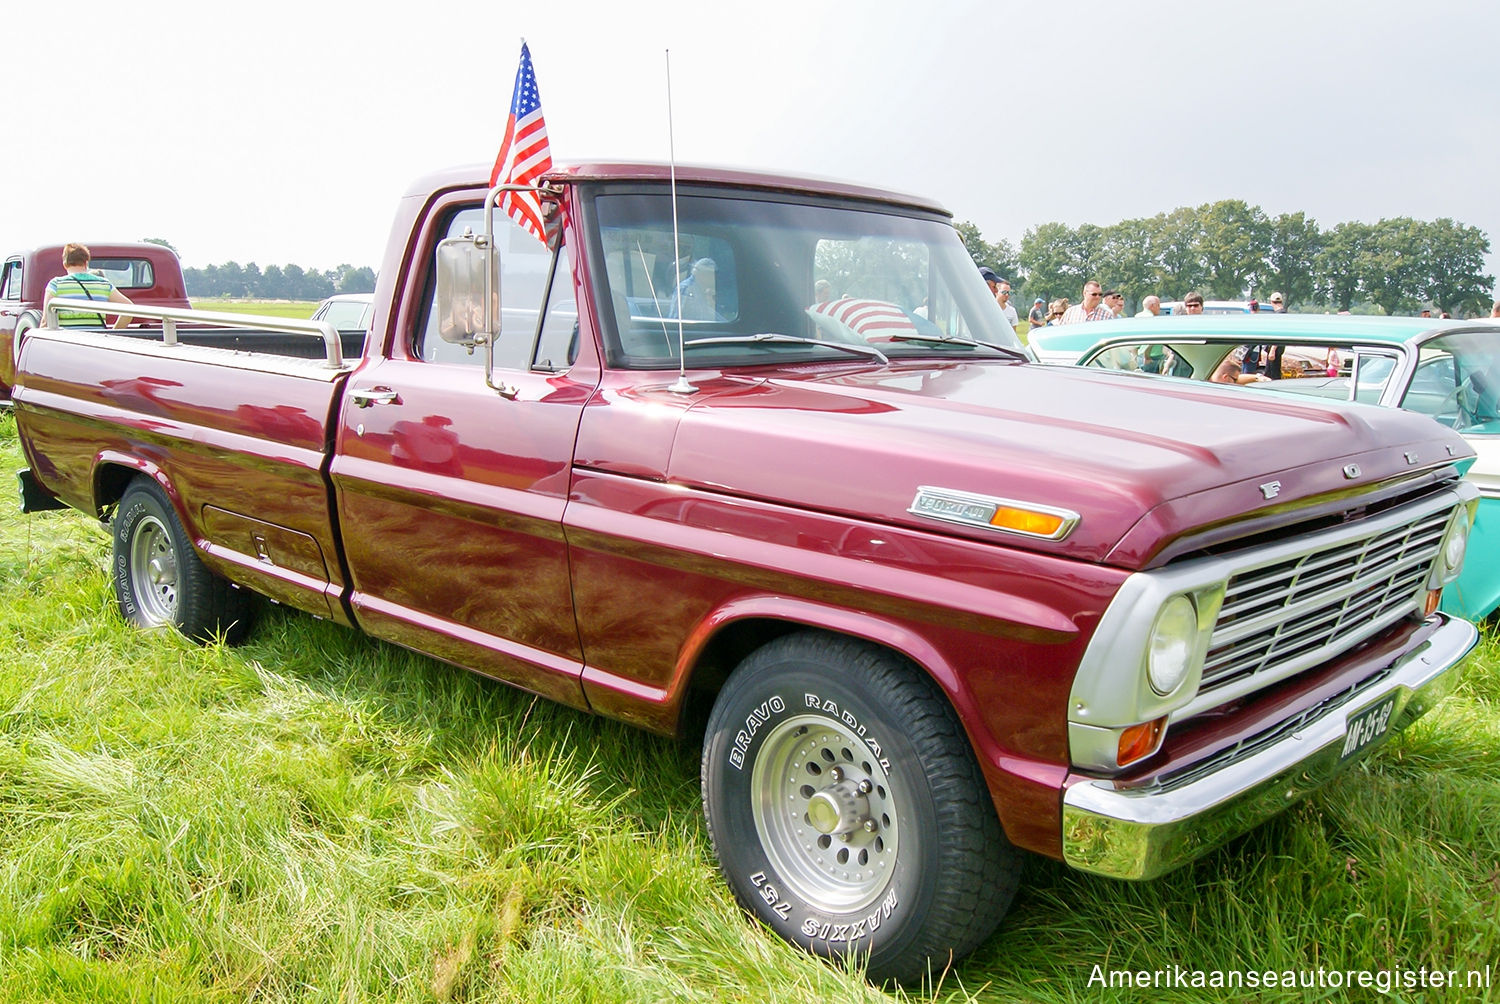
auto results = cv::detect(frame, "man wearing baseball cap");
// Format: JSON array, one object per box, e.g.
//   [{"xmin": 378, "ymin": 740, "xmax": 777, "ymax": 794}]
[
  {"xmin": 1028, "ymin": 296, "xmax": 1047, "ymax": 331},
  {"xmin": 1268, "ymin": 291, "xmax": 1286, "ymax": 313}
]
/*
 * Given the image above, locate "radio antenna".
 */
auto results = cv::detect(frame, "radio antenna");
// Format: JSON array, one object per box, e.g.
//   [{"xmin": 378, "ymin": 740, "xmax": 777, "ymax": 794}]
[{"xmin": 665, "ymin": 49, "xmax": 697, "ymax": 394}]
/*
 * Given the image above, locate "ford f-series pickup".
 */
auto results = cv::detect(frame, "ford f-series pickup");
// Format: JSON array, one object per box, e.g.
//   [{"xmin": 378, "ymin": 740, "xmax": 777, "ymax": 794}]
[{"xmin": 12, "ymin": 162, "xmax": 1480, "ymax": 982}]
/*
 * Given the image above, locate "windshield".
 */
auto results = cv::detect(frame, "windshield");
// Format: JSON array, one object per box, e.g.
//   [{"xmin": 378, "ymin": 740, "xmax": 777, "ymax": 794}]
[
  {"xmin": 1402, "ymin": 331, "xmax": 1500, "ymax": 435},
  {"xmin": 587, "ymin": 189, "xmax": 1025, "ymax": 368}
]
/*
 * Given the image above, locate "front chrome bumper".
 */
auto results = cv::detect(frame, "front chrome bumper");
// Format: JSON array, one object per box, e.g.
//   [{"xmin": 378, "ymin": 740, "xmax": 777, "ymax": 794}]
[{"xmin": 1061, "ymin": 614, "xmax": 1477, "ymax": 881}]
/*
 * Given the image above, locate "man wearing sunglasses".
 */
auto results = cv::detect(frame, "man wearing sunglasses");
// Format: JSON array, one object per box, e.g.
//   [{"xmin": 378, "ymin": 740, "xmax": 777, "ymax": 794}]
[{"xmin": 1060, "ymin": 280, "xmax": 1117, "ymax": 324}]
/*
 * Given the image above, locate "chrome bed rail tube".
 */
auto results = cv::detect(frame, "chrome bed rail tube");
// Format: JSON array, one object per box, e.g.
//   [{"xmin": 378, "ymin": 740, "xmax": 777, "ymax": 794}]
[{"xmin": 43, "ymin": 299, "xmax": 346, "ymax": 368}]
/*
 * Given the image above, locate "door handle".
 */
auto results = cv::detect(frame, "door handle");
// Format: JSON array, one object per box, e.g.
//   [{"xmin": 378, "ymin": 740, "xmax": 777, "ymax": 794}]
[{"xmin": 349, "ymin": 387, "xmax": 400, "ymax": 408}]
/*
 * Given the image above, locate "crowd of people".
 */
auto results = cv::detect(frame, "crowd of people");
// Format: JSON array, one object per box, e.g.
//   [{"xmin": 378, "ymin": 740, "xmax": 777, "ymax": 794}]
[
  {"xmin": 980, "ymin": 265, "xmax": 1500, "ymax": 334},
  {"xmin": 979, "ymin": 272, "xmax": 1295, "ymax": 334}
]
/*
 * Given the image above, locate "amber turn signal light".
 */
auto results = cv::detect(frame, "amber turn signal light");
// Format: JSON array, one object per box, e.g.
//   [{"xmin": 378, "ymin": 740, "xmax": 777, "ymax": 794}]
[
  {"xmin": 1424, "ymin": 589, "xmax": 1442, "ymax": 616},
  {"xmin": 990, "ymin": 506, "xmax": 1066, "ymax": 538},
  {"xmin": 1117, "ymin": 717, "xmax": 1167, "ymax": 767}
]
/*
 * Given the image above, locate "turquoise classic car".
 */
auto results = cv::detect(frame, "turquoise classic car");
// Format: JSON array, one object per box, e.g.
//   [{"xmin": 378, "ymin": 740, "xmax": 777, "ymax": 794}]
[{"xmin": 1066, "ymin": 314, "xmax": 1500, "ymax": 620}]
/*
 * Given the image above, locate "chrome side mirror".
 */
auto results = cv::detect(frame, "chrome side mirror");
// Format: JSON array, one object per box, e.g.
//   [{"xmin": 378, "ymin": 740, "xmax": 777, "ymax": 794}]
[{"xmin": 435, "ymin": 234, "xmax": 500, "ymax": 344}]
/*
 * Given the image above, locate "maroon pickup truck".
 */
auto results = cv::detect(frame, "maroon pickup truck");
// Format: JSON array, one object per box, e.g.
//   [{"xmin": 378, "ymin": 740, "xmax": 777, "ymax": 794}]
[
  {"xmin": 0, "ymin": 241, "xmax": 191, "ymax": 402},
  {"xmin": 12, "ymin": 163, "xmax": 1480, "ymax": 982}
]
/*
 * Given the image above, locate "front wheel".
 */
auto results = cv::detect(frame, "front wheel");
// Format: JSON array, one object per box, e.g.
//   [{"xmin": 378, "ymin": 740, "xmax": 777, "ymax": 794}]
[
  {"xmin": 112, "ymin": 477, "xmax": 254, "ymax": 643},
  {"xmin": 701, "ymin": 631, "xmax": 1020, "ymax": 984}
]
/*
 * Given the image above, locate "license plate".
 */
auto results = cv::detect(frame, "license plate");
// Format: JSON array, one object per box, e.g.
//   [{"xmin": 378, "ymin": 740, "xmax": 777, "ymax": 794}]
[{"xmin": 1339, "ymin": 694, "xmax": 1399, "ymax": 762}]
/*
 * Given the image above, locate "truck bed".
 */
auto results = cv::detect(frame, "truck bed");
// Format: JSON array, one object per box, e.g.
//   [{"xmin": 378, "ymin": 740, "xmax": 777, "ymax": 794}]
[
  {"xmin": 15, "ymin": 324, "xmax": 353, "ymax": 623},
  {"xmin": 105, "ymin": 324, "xmax": 367, "ymax": 362}
]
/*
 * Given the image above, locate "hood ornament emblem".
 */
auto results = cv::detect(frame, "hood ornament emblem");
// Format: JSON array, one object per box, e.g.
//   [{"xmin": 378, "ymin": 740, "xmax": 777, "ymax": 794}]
[{"xmin": 1342, "ymin": 463, "xmax": 1361, "ymax": 480}]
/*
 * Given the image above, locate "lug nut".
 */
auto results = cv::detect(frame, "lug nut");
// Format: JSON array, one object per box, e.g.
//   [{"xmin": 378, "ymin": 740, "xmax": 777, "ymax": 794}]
[
  {"xmin": 863, "ymin": 819, "xmax": 879, "ymax": 833},
  {"xmin": 857, "ymin": 779, "xmax": 872, "ymax": 794},
  {"xmin": 829, "ymin": 766, "xmax": 843, "ymax": 782}
]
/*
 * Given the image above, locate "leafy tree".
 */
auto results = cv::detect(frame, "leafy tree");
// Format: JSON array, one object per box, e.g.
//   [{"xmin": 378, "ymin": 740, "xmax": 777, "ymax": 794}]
[
  {"xmin": 218, "ymin": 261, "xmax": 247, "ymax": 298},
  {"xmin": 281, "ymin": 264, "xmax": 308, "ymax": 298},
  {"xmin": 1357, "ymin": 218, "xmax": 1428, "ymax": 315},
  {"xmin": 960, "ymin": 204, "xmax": 1492, "ymax": 318},
  {"xmin": 1418, "ymin": 218, "xmax": 1493, "ymax": 316},
  {"xmin": 142, "ymin": 237, "xmax": 180, "ymax": 255},
  {"xmin": 1097, "ymin": 218, "xmax": 1158, "ymax": 313},
  {"xmin": 303, "ymin": 269, "xmax": 335, "ymax": 300},
  {"xmin": 1316, "ymin": 222, "xmax": 1369, "ymax": 311},
  {"xmin": 191, "ymin": 263, "xmax": 221, "ymax": 297},
  {"xmin": 954, "ymin": 222, "xmax": 1018, "ymax": 283},
  {"xmin": 336, "ymin": 265, "xmax": 378, "ymax": 295},
  {"xmin": 1018, "ymin": 221, "xmax": 1086, "ymax": 304},
  {"xmin": 1072, "ymin": 224, "xmax": 1110, "ymax": 289},
  {"xmin": 1152, "ymin": 207, "xmax": 1207, "ymax": 298},
  {"xmin": 181, "ymin": 259, "xmax": 373, "ymax": 300},
  {"xmin": 1264, "ymin": 212, "xmax": 1323, "ymax": 309},
  {"xmin": 260, "ymin": 264, "xmax": 287, "ymax": 299},
  {"xmin": 1196, "ymin": 200, "xmax": 1272, "ymax": 300}
]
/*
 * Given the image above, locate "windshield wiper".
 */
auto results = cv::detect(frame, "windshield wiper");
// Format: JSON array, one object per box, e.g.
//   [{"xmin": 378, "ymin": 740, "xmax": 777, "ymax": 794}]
[
  {"xmin": 683, "ymin": 333, "xmax": 889, "ymax": 364},
  {"xmin": 888, "ymin": 332, "xmax": 1030, "ymax": 361}
]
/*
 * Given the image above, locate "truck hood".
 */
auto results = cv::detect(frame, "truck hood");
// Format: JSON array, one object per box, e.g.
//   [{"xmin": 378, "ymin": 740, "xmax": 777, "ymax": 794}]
[{"xmin": 665, "ymin": 362, "xmax": 1474, "ymax": 569}]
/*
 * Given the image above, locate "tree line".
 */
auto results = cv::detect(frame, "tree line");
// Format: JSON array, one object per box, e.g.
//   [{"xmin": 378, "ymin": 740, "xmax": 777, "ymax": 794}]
[
  {"xmin": 182, "ymin": 261, "xmax": 378, "ymax": 301},
  {"xmin": 957, "ymin": 202, "xmax": 1494, "ymax": 316}
]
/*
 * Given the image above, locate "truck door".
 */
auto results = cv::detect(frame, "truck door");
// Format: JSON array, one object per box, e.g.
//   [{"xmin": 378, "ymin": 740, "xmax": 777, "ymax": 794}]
[
  {"xmin": 330, "ymin": 205, "xmax": 596, "ymax": 709},
  {"xmin": 0, "ymin": 256, "xmax": 25, "ymax": 393}
]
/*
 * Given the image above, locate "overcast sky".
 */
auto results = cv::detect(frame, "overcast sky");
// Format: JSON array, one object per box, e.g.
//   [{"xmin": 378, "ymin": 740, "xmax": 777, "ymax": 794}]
[{"xmin": 7, "ymin": 0, "xmax": 1497, "ymax": 288}]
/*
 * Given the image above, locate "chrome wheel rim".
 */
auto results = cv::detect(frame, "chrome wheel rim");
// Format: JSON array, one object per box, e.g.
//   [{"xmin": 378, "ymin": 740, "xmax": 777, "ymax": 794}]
[
  {"xmin": 130, "ymin": 514, "xmax": 178, "ymax": 626},
  {"xmin": 750, "ymin": 714, "xmax": 900, "ymax": 912}
]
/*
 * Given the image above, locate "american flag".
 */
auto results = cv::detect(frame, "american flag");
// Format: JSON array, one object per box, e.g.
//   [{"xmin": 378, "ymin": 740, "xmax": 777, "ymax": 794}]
[
  {"xmin": 808, "ymin": 297, "xmax": 919, "ymax": 340},
  {"xmin": 490, "ymin": 42, "xmax": 553, "ymax": 243}
]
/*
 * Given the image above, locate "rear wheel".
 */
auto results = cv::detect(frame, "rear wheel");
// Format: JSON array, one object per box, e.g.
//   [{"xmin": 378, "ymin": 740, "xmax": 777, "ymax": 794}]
[
  {"xmin": 8, "ymin": 310, "xmax": 40, "ymax": 396},
  {"xmin": 701, "ymin": 631, "xmax": 1020, "ymax": 984},
  {"xmin": 112, "ymin": 477, "xmax": 253, "ymax": 642},
  {"xmin": 14, "ymin": 309, "xmax": 39, "ymax": 346}
]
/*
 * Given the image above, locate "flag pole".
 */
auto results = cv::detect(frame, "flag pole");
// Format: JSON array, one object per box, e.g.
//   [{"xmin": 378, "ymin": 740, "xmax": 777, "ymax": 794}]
[{"xmin": 665, "ymin": 48, "xmax": 696, "ymax": 395}]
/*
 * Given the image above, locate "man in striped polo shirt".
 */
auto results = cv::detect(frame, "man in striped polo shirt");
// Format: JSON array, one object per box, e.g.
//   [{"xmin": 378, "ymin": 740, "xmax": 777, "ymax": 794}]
[{"xmin": 42, "ymin": 243, "xmax": 135, "ymax": 328}]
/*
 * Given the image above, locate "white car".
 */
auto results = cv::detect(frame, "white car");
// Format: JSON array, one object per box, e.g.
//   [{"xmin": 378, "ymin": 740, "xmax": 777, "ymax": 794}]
[{"xmin": 311, "ymin": 292, "xmax": 374, "ymax": 332}]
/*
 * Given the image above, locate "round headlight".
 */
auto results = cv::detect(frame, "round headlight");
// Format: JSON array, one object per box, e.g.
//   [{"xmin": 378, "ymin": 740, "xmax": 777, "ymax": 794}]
[
  {"xmin": 1443, "ymin": 517, "xmax": 1471, "ymax": 575},
  {"xmin": 1147, "ymin": 595, "xmax": 1198, "ymax": 697}
]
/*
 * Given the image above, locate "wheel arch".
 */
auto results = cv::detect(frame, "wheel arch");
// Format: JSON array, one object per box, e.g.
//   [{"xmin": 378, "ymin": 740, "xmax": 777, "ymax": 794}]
[
  {"xmin": 668, "ymin": 594, "xmax": 1064, "ymax": 857},
  {"xmin": 676, "ymin": 597, "xmax": 985, "ymax": 757},
  {"xmin": 93, "ymin": 454, "xmax": 178, "ymax": 522}
]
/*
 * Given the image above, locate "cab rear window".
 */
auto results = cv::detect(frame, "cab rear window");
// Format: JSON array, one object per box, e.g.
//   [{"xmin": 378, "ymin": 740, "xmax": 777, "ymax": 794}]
[{"xmin": 89, "ymin": 258, "xmax": 155, "ymax": 290}]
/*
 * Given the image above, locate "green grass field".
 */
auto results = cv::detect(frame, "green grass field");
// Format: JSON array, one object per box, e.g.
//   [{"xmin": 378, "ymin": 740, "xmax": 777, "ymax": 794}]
[
  {"xmin": 189, "ymin": 300, "xmax": 319, "ymax": 320},
  {"xmin": 1, "ymin": 409, "xmax": 1496, "ymax": 1002}
]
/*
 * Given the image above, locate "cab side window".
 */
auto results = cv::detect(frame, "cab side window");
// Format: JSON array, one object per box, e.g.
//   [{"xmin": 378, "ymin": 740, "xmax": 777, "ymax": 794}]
[
  {"xmin": 0, "ymin": 260, "xmax": 22, "ymax": 300},
  {"xmin": 417, "ymin": 207, "xmax": 576, "ymax": 371}
]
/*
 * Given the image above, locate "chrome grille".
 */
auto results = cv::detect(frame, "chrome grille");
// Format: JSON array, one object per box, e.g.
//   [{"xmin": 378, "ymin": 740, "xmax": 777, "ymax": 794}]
[
  {"xmin": 1153, "ymin": 668, "xmax": 1394, "ymax": 792},
  {"xmin": 1199, "ymin": 508, "xmax": 1450, "ymax": 696}
]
